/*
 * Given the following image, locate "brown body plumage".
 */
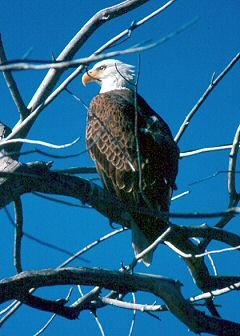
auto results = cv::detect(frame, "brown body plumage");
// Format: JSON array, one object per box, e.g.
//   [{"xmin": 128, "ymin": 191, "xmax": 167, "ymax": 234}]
[{"xmin": 82, "ymin": 60, "xmax": 179, "ymax": 264}]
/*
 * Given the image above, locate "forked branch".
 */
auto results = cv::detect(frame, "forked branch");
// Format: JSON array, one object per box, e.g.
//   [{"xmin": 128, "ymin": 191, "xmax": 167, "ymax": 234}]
[{"xmin": 0, "ymin": 268, "xmax": 240, "ymax": 335}]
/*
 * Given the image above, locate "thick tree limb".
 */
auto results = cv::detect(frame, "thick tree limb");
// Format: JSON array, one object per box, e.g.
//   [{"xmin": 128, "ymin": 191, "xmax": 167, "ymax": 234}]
[
  {"xmin": 0, "ymin": 154, "xmax": 239, "ymax": 332},
  {"xmin": 0, "ymin": 160, "xmax": 239, "ymax": 257},
  {"xmin": 0, "ymin": 161, "xmax": 236, "ymax": 295},
  {"xmin": 1, "ymin": 162, "xmax": 239, "ymax": 222},
  {"xmin": 0, "ymin": 161, "xmax": 133, "ymax": 227},
  {"xmin": 1, "ymin": 267, "xmax": 240, "ymax": 335}
]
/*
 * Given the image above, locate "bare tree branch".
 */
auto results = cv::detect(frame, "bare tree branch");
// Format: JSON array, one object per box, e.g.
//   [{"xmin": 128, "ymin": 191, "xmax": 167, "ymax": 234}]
[
  {"xmin": 180, "ymin": 143, "xmax": 240, "ymax": 158},
  {"xmin": 92, "ymin": 313, "xmax": 106, "ymax": 336},
  {"xmin": 0, "ymin": 301, "xmax": 17, "ymax": 316},
  {"xmin": 0, "ymin": 136, "xmax": 80, "ymax": 151},
  {"xmin": 172, "ymin": 224, "xmax": 240, "ymax": 248},
  {"xmin": 33, "ymin": 288, "xmax": 73, "ymax": 336},
  {"xmin": 13, "ymin": 198, "xmax": 23, "ymax": 273},
  {"xmin": 4, "ymin": 204, "xmax": 89, "ymax": 261},
  {"xmin": 171, "ymin": 190, "xmax": 190, "ymax": 200},
  {"xmin": 199, "ymin": 126, "xmax": 240, "ymax": 252},
  {"xmin": 0, "ymin": 227, "xmax": 124, "ymax": 326},
  {"xmin": 1, "ymin": 165, "xmax": 239, "ymax": 221},
  {"xmin": 228, "ymin": 125, "xmax": 240, "ymax": 204},
  {"xmin": 27, "ymin": 0, "xmax": 150, "ymax": 112},
  {"xmin": 175, "ymin": 52, "xmax": 240, "ymax": 143},
  {"xmin": 33, "ymin": 314, "xmax": 56, "ymax": 336},
  {"xmin": 0, "ymin": 35, "xmax": 29, "ymax": 120},
  {"xmin": 0, "ymin": 2, "xmax": 239, "ymax": 333},
  {"xmin": 191, "ymin": 281, "xmax": 240, "ymax": 303},
  {"xmin": 95, "ymin": 0, "xmax": 177, "ymax": 55},
  {"xmin": 59, "ymin": 228, "xmax": 125, "ymax": 268},
  {"xmin": 165, "ymin": 241, "xmax": 240, "ymax": 259},
  {"xmin": 3, "ymin": 0, "xmax": 184, "ymax": 147},
  {"xmin": 0, "ymin": 0, "xmax": 154, "ymax": 160},
  {"xmin": 36, "ymin": 0, "xmax": 176, "ymax": 129},
  {"xmin": 99, "ymin": 296, "xmax": 167, "ymax": 313},
  {"xmin": 1, "ymin": 268, "xmax": 240, "ymax": 335},
  {"xmin": 130, "ymin": 227, "xmax": 171, "ymax": 268}
]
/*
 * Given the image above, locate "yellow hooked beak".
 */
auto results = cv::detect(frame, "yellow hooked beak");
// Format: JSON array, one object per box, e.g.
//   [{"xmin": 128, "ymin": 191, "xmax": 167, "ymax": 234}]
[{"xmin": 82, "ymin": 69, "xmax": 99, "ymax": 86}]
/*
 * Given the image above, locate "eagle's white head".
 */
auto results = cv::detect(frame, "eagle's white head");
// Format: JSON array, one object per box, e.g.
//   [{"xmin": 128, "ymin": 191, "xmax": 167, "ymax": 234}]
[{"xmin": 82, "ymin": 59, "xmax": 135, "ymax": 93}]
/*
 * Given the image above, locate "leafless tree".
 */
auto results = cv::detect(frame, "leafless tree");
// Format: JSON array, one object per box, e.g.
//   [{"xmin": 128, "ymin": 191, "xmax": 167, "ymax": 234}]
[{"xmin": 0, "ymin": 1, "xmax": 239, "ymax": 335}]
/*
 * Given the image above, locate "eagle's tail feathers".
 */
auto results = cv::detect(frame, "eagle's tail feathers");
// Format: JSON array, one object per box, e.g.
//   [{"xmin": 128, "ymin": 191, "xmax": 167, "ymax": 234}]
[{"xmin": 131, "ymin": 221, "xmax": 153, "ymax": 266}]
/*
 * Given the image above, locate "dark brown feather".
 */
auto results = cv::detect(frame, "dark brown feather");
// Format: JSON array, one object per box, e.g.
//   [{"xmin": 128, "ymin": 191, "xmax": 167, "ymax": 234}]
[{"xmin": 86, "ymin": 89, "xmax": 179, "ymax": 263}]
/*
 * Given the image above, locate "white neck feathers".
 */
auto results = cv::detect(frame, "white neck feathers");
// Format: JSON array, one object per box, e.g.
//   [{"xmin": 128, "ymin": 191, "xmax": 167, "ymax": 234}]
[{"xmin": 100, "ymin": 76, "xmax": 134, "ymax": 93}]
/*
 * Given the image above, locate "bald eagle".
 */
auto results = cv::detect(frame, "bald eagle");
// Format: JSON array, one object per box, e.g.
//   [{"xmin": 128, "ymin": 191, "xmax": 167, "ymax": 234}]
[{"xmin": 82, "ymin": 59, "xmax": 179, "ymax": 265}]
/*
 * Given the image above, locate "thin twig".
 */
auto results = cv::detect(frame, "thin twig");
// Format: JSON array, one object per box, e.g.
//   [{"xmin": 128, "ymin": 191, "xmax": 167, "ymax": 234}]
[
  {"xmin": 28, "ymin": 0, "xmax": 151, "ymax": 111},
  {"xmin": 76, "ymin": 286, "xmax": 105, "ymax": 335},
  {"xmin": 33, "ymin": 288, "xmax": 73, "ymax": 336},
  {"xmin": 207, "ymin": 252, "xmax": 218, "ymax": 277},
  {"xmin": 35, "ymin": 0, "xmax": 176, "ymax": 120},
  {"xmin": 175, "ymin": 52, "xmax": 240, "ymax": 143},
  {"xmin": 33, "ymin": 314, "xmax": 56, "ymax": 336},
  {"xmin": 174, "ymin": 224, "xmax": 240, "ymax": 249},
  {"xmin": 165, "ymin": 241, "xmax": 240, "ymax": 259},
  {"xmin": 190, "ymin": 281, "xmax": 240, "ymax": 303},
  {"xmin": 0, "ymin": 136, "xmax": 80, "ymax": 150},
  {"xmin": 0, "ymin": 34, "xmax": 28, "ymax": 120},
  {"xmin": 4, "ymin": 0, "xmax": 153, "ymax": 147},
  {"xmin": 0, "ymin": 301, "xmax": 23, "ymax": 326},
  {"xmin": 0, "ymin": 227, "xmax": 125, "ymax": 326},
  {"xmin": 59, "ymin": 228, "xmax": 126, "ymax": 268},
  {"xmin": 7, "ymin": 143, "xmax": 240, "ymax": 163},
  {"xmin": 92, "ymin": 313, "xmax": 106, "ymax": 336},
  {"xmin": 4, "ymin": 206, "xmax": 89, "ymax": 262},
  {"xmin": 168, "ymin": 207, "xmax": 240, "ymax": 219},
  {"xmin": 188, "ymin": 170, "xmax": 240, "ymax": 187},
  {"xmin": 1, "ymin": 22, "xmax": 198, "ymax": 73},
  {"xmin": 130, "ymin": 227, "xmax": 171, "ymax": 268},
  {"xmin": 0, "ymin": 301, "xmax": 18, "ymax": 316},
  {"xmin": 3, "ymin": 2, "xmax": 188, "ymax": 145},
  {"xmin": 129, "ymin": 292, "xmax": 137, "ymax": 336},
  {"xmin": 100, "ymin": 296, "xmax": 167, "ymax": 313},
  {"xmin": 171, "ymin": 190, "xmax": 190, "ymax": 201},
  {"xmin": 180, "ymin": 143, "xmax": 240, "ymax": 158},
  {"xmin": 33, "ymin": 192, "xmax": 92, "ymax": 208},
  {"xmin": 199, "ymin": 126, "xmax": 240, "ymax": 252},
  {"xmin": 133, "ymin": 55, "xmax": 152, "ymax": 207},
  {"xmin": 96, "ymin": 0, "xmax": 176, "ymax": 55}
]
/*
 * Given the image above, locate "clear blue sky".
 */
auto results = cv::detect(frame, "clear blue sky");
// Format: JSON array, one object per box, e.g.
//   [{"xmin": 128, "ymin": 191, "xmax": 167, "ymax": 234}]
[{"xmin": 0, "ymin": 1, "xmax": 239, "ymax": 335}]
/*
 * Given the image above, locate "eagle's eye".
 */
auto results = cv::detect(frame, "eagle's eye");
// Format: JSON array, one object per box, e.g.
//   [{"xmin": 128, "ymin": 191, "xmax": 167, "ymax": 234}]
[{"xmin": 97, "ymin": 65, "xmax": 106, "ymax": 71}]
